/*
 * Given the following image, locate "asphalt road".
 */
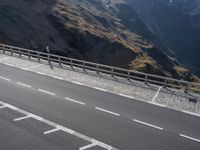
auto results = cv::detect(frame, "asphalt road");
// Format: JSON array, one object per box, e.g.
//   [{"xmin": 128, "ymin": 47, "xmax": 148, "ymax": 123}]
[{"xmin": 0, "ymin": 63, "xmax": 200, "ymax": 150}]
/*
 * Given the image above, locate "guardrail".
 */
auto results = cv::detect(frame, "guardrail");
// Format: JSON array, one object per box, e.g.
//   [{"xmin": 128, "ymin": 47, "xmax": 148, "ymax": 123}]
[{"xmin": 0, "ymin": 43, "xmax": 200, "ymax": 94}]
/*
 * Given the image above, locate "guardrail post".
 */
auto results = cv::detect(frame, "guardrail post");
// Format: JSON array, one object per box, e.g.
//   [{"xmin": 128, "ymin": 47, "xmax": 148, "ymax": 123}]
[
  {"xmin": 37, "ymin": 52, "xmax": 40, "ymax": 63},
  {"xmin": 58, "ymin": 57, "xmax": 62, "ymax": 68},
  {"xmin": 11, "ymin": 48, "xmax": 13, "ymax": 56},
  {"xmin": 2, "ymin": 45, "xmax": 5, "ymax": 53},
  {"xmin": 83, "ymin": 62, "xmax": 86, "ymax": 71},
  {"xmin": 111, "ymin": 68, "xmax": 114, "ymax": 77},
  {"xmin": 28, "ymin": 51, "xmax": 31, "ymax": 60},
  {"xmin": 145, "ymin": 75, "xmax": 148, "ymax": 84},
  {"xmin": 19, "ymin": 49, "xmax": 22, "ymax": 58},
  {"xmin": 184, "ymin": 84, "xmax": 189, "ymax": 93},
  {"xmin": 163, "ymin": 79, "xmax": 167, "ymax": 88},
  {"xmin": 96, "ymin": 65, "xmax": 99, "ymax": 74},
  {"xmin": 127, "ymin": 71, "xmax": 130, "ymax": 80}
]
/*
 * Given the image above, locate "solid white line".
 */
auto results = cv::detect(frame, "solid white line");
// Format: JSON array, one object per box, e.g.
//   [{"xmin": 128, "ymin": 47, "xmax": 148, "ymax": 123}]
[
  {"xmin": 148, "ymin": 101, "xmax": 166, "ymax": 108},
  {"xmin": 52, "ymin": 76, "xmax": 64, "ymax": 80},
  {"xmin": 17, "ymin": 82, "xmax": 31, "ymax": 88},
  {"xmin": 38, "ymin": 89, "xmax": 56, "ymax": 96},
  {"xmin": 0, "ymin": 100, "xmax": 116, "ymax": 150},
  {"xmin": 79, "ymin": 143, "xmax": 96, "ymax": 150},
  {"xmin": 36, "ymin": 72, "xmax": 45, "ymax": 75},
  {"xmin": 119, "ymin": 94, "xmax": 134, "ymax": 99},
  {"xmin": 180, "ymin": 134, "xmax": 200, "ymax": 143},
  {"xmin": 14, "ymin": 115, "xmax": 31, "ymax": 122},
  {"xmin": 64, "ymin": 97, "xmax": 85, "ymax": 105},
  {"xmin": 21, "ymin": 67, "xmax": 29, "ymax": 71},
  {"xmin": 152, "ymin": 87, "xmax": 161, "ymax": 102},
  {"xmin": 182, "ymin": 111, "xmax": 200, "ymax": 117},
  {"xmin": 5, "ymin": 63, "xmax": 14, "ymax": 67},
  {"xmin": 133, "ymin": 119, "xmax": 163, "ymax": 130},
  {"xmin": 95, "ymin": 107, "xmax": 120, "ymax": 116},
  {"xmin": 44, "ymin": 128, "xmax": 60, "ymax": 135},
  {"xmin": 93, "ymin": 87, "xmax": 107, "ymax": 92},
  {"xmin": 72, "ymin": 81, "xmax": 84, "ymax": 85},
  {"xmin": 0, "ymin": 76, "xmax": 11, "ymax": 81}
]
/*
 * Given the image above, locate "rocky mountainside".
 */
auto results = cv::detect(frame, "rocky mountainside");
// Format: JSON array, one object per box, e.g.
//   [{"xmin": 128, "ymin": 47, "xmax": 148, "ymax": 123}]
[
  {"xmin": 0, "ymin": 0, "xmax": 197, "ymax": 80},
  {"xmin": 128, "ymin": 0, "xmax": 200, "ymax": 76}
]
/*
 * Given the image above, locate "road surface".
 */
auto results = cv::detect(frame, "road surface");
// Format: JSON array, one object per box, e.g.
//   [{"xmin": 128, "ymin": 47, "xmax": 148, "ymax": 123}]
[{"xmin": 0, "ymin": 63, "xmax": 200, "ymax": 150}]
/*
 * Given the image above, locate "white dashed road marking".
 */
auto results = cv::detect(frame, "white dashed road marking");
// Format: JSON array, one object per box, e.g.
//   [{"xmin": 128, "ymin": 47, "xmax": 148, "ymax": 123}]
[
  {"xmin": 14, "ymin": 115, "xmax": 31, "ymax": 122},
  {"xmin": 180, "ymin": 134, "xmax": 200, "ymax": 143},
  {"xmin": 44, "ymin": 128, "xmax": 60, "ymax": 135},
  {"xmin": 64, "ymin": 97, "xmax": 85, "ymax": 105},
  {"xmin": 79, "ymin": 143, "xmax": 96, "ymax": 150},
  {"xmin": 0, "ymin": 105, "xmax": 6, "ymax": 109},
  {"xmin": 38, "ymin": 89, "xmax": 56, "ymax": 96},
  {"xmin": 95, "ymin": 107, "xmax": 120, "ymax": 117},
  {"xmin": 0, "ymin": 100, "xmax": 117, "ymax": 150},
  {"xmin": 0, "ymin": 76, "xmax": 11, "ymax": 81},
  {"xmin": 133, "ymin": 119, "xmax": 163, "ymax": 130},
  {"xmin": 17, "ymin": 82, "xmax": 32, "ymax": 88}
]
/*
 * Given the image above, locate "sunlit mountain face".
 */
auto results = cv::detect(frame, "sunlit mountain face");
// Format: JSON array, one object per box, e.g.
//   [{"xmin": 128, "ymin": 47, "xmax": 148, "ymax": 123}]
[
  {"xmin": 0, "ymin": 0, "xmax": 199, "ymax": 80},
  {"xmin": 127, "ymin": 0, "xmax": 200, "ymax": 75}
]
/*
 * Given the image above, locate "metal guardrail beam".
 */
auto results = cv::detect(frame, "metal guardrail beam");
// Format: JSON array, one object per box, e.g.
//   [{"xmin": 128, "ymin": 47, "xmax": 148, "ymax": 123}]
[{"xmin": 0, "ymin": 43, "xmax": 200, "ymax": 93}]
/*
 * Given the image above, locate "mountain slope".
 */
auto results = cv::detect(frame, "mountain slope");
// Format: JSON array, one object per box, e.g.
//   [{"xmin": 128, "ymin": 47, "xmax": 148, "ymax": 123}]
[
  {"xmin": 128, "ymin": 0, "xmax": 200, "ymax": 75},
  {"xmin": 0, "ymin": 0, "xmax": 197, "ymax": 80}
]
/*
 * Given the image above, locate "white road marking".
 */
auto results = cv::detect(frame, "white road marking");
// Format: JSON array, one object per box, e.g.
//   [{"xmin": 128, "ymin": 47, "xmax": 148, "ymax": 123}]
[
  {"xmin": 72, "ymin": 81, "xmax": 84, "ymax": 85},
  {"xmin": 44, "ymin": 128, "xmax": 60, "ymax": 135},
  {"xmin": 148, "ymin": 101, "xmax": 166, "ymax": 108},
  {"xmin": 36, "ymin": 72, "xmax": 45, "ymax": 75},
  {"xmin": 95, "ymin": 107, "xmax": 120, "ymax": 116},
  {"xmin": 119, "ymin": 94, "xmax": 134, "ymax": 99},
  {"xmin": 152, "ymin": 87, "xmax": 161, "ymax": 102},
  {"xmin": 16, "ymin": 82, "xmax": 31, "ymax": 88},
  {"xmin": 133, "ymin": 119, "xmax": 163, "ymax": 130},
  {"xmin": 79, "ymin": 143, "xmax": 96, "ymax": 150},
  {"xmin": 5, "ymin": 63, "xmax": 14, "ymax": 67},
  {"xmin": 38, "ymin": 89, "xmax": 56, "ymax": 96},
  {"xmin": 93, "ymin": 87, "xmax": 107, "ymax": 92},
  {"xmin": 0, "ymin": 76, "xmax": 11, "ymax": 81},
  {"xmin": 14, "ymin": 115, "xmax": 31, "ymax": 122},
  {"xmin": 182, "ymin": 111, "xmax": 200, "ymax": 117},
  {"xmin": 52, "ymin": 76, "xmax": 64, "ymax": 80},
  {"xmin": 180, "ymin": 134, "xmax": 200, "ymax": 143},
  {"xmin": 0, "ymin": 100, "xmax": 117, "ymax": 150},
  {"xmin": 64, "ymin": 97, "xmax": 85, "ymax": 105},
  {"xmin": 0, "ymin": 105, "xmax": 6, "ymax": 109},
  {"xmin": 21, "ymin": 67, "xmax": 29, "ymax": 71}
]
